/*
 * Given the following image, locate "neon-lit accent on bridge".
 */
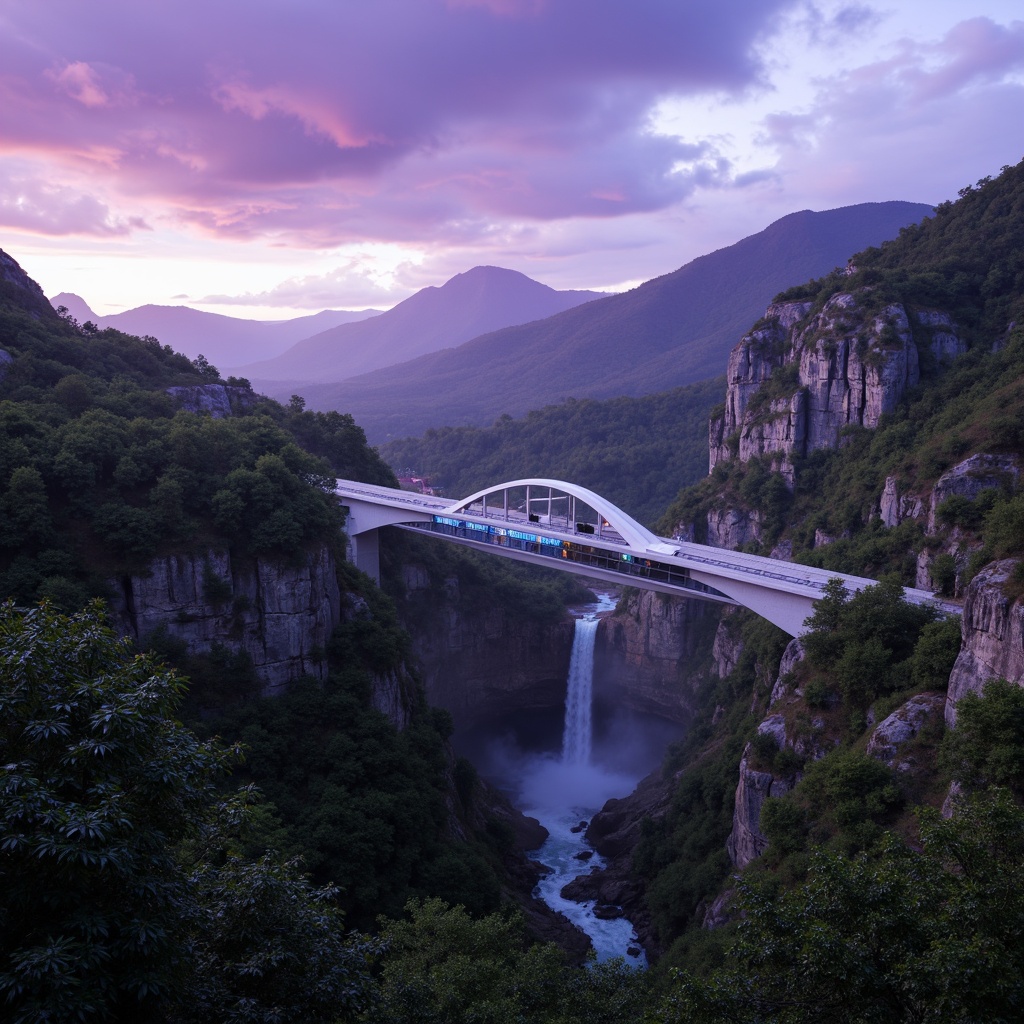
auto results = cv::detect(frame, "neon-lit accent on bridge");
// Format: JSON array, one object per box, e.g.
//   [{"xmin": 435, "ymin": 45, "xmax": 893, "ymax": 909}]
[{"xmin": 334, "ymin": 477, "xmax": 949, "ymax": 637}]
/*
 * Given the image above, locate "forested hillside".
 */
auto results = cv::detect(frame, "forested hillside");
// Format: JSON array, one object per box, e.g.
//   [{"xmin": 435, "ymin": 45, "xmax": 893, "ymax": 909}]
[
  {"xmin": 380, "ymin": 378, "xmax": 722, "ymax": 527},
  {"xmin": 0, "ymin": 261, "xmax": 394, "ymax": 608},
  {"xmin": 613, "ymin": 161, "xmax": 1024, "ymax": 1015}
]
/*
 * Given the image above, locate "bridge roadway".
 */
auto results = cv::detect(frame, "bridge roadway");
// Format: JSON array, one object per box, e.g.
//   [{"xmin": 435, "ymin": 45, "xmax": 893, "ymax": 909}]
[{"xmin": 334, "ymin": 477, "xmax": 947, "ymax": 637}]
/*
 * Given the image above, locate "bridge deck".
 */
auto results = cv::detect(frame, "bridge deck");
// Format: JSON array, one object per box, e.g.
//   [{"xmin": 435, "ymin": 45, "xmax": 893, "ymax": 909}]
[{"xmin": 335, "ymin": 479, "xmax": 953, "ymax": 637}]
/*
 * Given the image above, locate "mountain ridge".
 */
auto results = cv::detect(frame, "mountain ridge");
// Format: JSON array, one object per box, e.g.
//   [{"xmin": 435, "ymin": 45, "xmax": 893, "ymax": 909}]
[
  {"xmin": 229, "ymin": 264, "xmax": 606, "ymax": 382},
  {"xmin": 47, "ymin": 293, "xmax": 382, "ymax": 368},
  {"xmin": 275, "ymin": 201, "xmax": 934, "ymax": 441}
]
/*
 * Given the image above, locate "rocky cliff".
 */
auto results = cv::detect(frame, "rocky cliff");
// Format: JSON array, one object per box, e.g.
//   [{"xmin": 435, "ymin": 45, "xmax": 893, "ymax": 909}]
[
  {"xmin": 107, "ymin": 545, "xmax": 341, "ymax": 694},
  {"xmin": 946, "ymin": 559, "xmax": 1024, "ymax": 726},
  {"xmin": 708, "ymin": 294, "xmax": 963, "ymax": 481},
  {"xmin": 594, "ymin": 590, "xmax": 711, "ymax": 724},
  {"xmin": 165, "ymin": 383, "xmax": 257, "ymax": 418},
  {"xmin": 395, "ymin": 564, "xmax": 576, "ymax": 730}
]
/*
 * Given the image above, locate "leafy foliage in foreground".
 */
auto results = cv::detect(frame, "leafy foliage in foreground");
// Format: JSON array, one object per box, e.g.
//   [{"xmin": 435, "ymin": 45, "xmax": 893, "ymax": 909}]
[
  {"xmin": 368, "ymin": 898, "xmax": 649, "ymax": 1024},
  {"xmin": 663, "ymin": 791, "xmax": 1024, "ymax": 1024},
  {"xmin": 0, "ymin": 601, "xmax": 377, "ymax": 1024}
]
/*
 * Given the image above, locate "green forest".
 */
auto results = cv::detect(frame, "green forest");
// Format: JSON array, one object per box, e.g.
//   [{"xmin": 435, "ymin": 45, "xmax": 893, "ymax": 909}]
[
  {"xmin": 4, "ymin": 159, "xmax": 1024, "ymax": 1023},
  {"xmin": 379, "ymin": 379, "xmax": 722, "ymax": 528}
]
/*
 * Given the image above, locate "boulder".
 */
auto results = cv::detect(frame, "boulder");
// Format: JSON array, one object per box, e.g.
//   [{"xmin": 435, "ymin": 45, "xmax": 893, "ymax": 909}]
[{"xmin": 866, "ymin": 693, "xmax": 945, "ymax": 766}]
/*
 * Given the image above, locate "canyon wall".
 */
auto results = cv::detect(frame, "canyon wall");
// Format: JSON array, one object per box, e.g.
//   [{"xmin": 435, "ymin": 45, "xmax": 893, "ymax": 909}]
[
  {"xmin": 107, "ymin": 545, "xmax": 341, "ymax": 693},
  {"xmin": 395, "ymin": 564, "xmax": 576, "ymax": 730},
  {"xmin": 595, "ymin": 590, "xmax": 711, "ymax": 724},
  {"xmin": 946, "ymin": 559, "xmax": 1024, "ymax": 726},
  {"xmin": 708, "ymin": 294, "xmax": 964, "ymax": 482}
]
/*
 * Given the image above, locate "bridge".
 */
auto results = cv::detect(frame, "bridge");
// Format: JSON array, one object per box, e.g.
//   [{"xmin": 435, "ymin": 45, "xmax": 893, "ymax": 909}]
[{"xmin": 335, "ymin": 477, "xmax": 946, "ymax": 637}]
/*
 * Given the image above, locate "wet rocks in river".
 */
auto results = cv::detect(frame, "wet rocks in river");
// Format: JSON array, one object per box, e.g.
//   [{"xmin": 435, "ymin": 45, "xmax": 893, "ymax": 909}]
[
  {"xmin": 574, "ymin": 850, "xmax": 594, "ymax": 861},
  {"xmin": 569, "ymin": 820, "xmax": 589, "ymax": 833}
]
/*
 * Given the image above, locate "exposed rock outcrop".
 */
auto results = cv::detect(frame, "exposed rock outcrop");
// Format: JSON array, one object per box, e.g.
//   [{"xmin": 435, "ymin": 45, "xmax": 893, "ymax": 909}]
[
  {"xmin": 946, "ymin": 559, "xmax": 1024, "ymax": 726},
  {"xmin": 712, "ymin": 613, "xmax": 744, "ymax": 679},
  {"xmin": 878, "ymin": 475, "xmax": 926, "ymax": 528},
  {"xmin": 916, "ymin": 309, "xmax": 967, "ymax": 364},
  {"xmin": 706, "ymin": 507, "xmax": 762, "ymax": 549},
  {"xmin": 926, "ymin": 453, "xmax": 1020, "ymax": 533},
  {"xmin": 769, "ymin": 639, "xmax": 805, "ymax": 706},
  {"xmin": 595, "ymin": 590, "xmax": 708, "ymax": 723},
  {"xmin": 726, "ymin": 747, "xmax": 794, "ymax": 868},
  {"xmin": 709, "ymin": 294, "xmax": 960, "ymax": 477},
  {"xmin": 866, "ymin": 692, "xmax": 945, "ymax": 768},
  {"xmin": 165, "ymin": 383, "xmax": 257, "ymax": 418},
  {"xmin": 107, "ymin": 545, "xmax": 342, "ymax": 695},
  {"xmin": 702, "ymin": 889, "xmax": 736, "ymax": 930},
  {"xmin": 1, "ymin": 248, "xmax": 58, "ymax": 320}
]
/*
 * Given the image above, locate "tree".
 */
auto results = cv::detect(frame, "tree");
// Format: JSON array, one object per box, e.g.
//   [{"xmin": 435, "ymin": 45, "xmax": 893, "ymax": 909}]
[
  {"xmin": 369, "ymin": 898, "xmax": 647, "ymax": 1024},
  {"xmin": 0, "ymin": 600, "xmax": 233, "ymax": 1021},
  {"xmin": 0, "ymin": 601, "xmax": 378, "ymax": 1024},
  {"xmin": 941, "ymin": 678, "xmax": 1024, "ymax": 798},
  {"xmin": 174, "ymin": 790, "xmax": 378, "ymax": 1024},
  {"xmin": 662, "ymin": 791, "xmax": 1024, "ymax": 1023}
]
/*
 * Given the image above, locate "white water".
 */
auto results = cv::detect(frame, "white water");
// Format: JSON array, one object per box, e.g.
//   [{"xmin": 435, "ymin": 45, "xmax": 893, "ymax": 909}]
[
  {"xmin": 521, "ymin": 595, "xmax": 648, "ymax": 967},
  {"xmin": 561, "ymin": 615, "xmax": 598, "ymax": 766}
]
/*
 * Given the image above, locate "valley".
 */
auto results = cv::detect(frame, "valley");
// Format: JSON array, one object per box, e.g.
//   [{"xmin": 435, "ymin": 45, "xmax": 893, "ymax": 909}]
[{"xmin": 3, "ymin": 160, "xmax": 1024, "ymax": 1022}]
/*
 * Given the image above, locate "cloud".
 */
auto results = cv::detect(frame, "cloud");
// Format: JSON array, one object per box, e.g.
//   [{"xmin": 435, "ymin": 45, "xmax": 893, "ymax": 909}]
[
  {"xmin": 758, "ymin": 16, "xmax": 1024, "ymax": 205},
  {"xmin": 0, "ymin": 0, "xmax": 795, "ymax": 245},
  {"xmin": 47, "ymin": 61, "xmax": 109, "ymax": 107},
  {"xmin": 198, "ymin": 259, "xmax": 422, "ymax": 310},
  {"xmin": 0, "ymin": 169, "xmax": 150, "ymax": 236}
]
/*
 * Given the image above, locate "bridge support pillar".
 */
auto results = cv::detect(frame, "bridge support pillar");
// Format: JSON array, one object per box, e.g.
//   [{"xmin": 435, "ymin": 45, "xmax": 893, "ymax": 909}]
[{"xmin": 350, "ymin": 528, "xmax": 380, "ymax": 583}]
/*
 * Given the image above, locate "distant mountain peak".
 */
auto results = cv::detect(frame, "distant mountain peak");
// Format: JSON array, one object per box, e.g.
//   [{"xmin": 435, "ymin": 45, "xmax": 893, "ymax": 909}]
[
  {"xmin": 50, "ymin": 292, "xmax": 98, "ymax": 323},
  {"xmin": 233, "ymin": 266, "xmax": 606, "ymax": 381}
]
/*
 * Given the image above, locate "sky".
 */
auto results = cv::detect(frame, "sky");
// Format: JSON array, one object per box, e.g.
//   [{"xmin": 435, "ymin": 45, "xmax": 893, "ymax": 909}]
[{"xmin": 1, "ymin": 0, "xmax": 1022, "ymax": 319}]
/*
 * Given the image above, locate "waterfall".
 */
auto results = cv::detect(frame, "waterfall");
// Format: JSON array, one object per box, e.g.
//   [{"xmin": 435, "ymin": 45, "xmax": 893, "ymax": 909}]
[{"xmin": 561, "ymin": 614, "xmax": 598, "ymax": 765}]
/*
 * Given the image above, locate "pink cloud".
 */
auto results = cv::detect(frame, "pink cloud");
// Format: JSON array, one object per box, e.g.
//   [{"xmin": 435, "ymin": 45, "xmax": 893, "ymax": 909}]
[
  {"xmin": 0, "ymin": 169, "xmax": 150, "ymax": 235},
  {"xmin": 0, "ymin": 0, "xmax": 792, "ymax": 243},
  {"xmin": 48, "ymin": 61, "xmax": 109, "ymax": 107}
]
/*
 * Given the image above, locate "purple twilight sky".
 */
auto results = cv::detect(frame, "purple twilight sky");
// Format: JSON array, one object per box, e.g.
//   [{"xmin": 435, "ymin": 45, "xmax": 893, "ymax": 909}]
[{"xmin": 1, "ymin": 0, "xmax": 1022, "ymax": 319}]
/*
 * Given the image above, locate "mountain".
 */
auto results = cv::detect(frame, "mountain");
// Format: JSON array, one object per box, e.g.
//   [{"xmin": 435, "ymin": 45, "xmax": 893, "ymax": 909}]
[
  {"xmin": 279, "ymin": 202, "xmax": 933, "ymax": 442},
  {"xmin": 48, "ymin": 293, "xmax": 382, "ymax": 368},
  {"xmin": 231, "ymin": 265, "xmax": 604, "ymax": 382}
]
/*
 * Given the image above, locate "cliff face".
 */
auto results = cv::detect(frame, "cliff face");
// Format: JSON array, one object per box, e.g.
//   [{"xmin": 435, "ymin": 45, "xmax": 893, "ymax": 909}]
[
  {"xmin": 946, "ymin": 559, "xmax": 1024, "ymax": 726},
  {"xmin": 107, "ymin": 545, "xmax": 341, "ymax": 694},
  {"xmin": 595, "ymin": 590, "xmax": 710, "ymax": 724},
  {"xmin": 709, "ymin": 295, "xmax": 963, "ymax": 480},
  {"xmin": 397, "ymin": 566, "xmax": 575, "ymax": 731},
  {"xmin": 165, "ymin": 383, "xmax": 257, "ymax": 418}
]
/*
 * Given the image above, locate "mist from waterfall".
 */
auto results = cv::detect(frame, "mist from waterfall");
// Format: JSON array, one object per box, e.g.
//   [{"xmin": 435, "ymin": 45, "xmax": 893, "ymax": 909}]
[{"xmin": 454, "ymin": 590, "xmax": 681, "ymax": 965}]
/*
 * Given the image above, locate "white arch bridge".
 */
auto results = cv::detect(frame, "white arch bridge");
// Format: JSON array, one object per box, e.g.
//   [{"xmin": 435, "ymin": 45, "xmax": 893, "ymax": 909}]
[{"xmin": 335, "ymin": 477, "xmax": 946, "ymax": 637}]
